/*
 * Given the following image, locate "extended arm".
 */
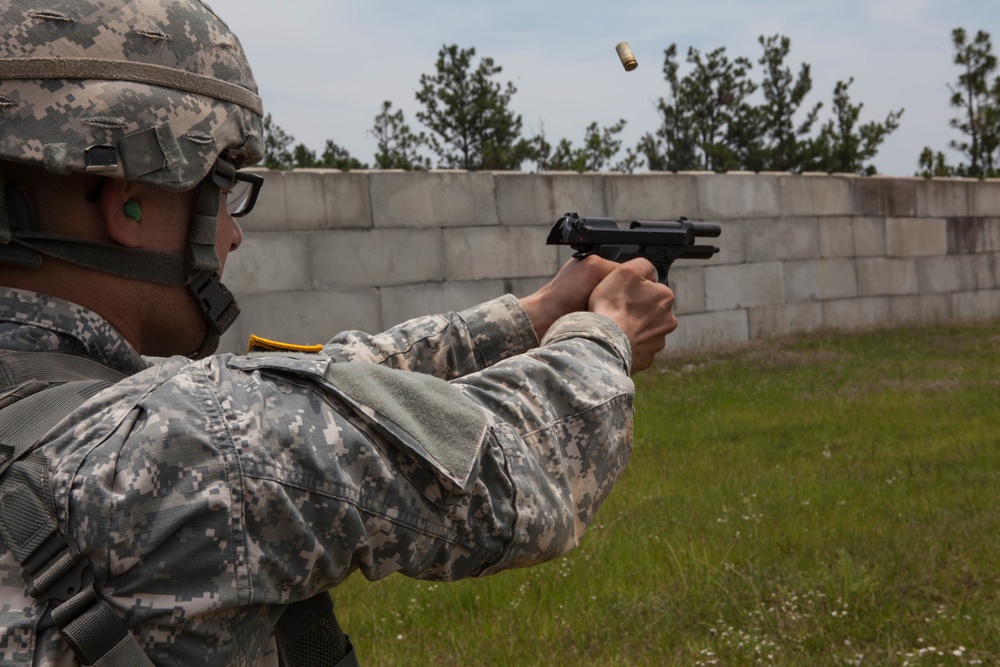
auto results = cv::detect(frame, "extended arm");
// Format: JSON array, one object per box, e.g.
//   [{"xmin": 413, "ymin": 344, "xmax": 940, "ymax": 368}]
[{"xmin": 322, "ymin": 254, "xmax": 621, "ymax": 380}]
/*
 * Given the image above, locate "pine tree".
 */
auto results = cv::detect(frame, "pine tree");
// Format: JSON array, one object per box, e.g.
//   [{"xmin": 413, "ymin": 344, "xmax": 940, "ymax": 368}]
[{"xmin": 415, "ymin": 45, "xmax": 530, "ymax": 170}]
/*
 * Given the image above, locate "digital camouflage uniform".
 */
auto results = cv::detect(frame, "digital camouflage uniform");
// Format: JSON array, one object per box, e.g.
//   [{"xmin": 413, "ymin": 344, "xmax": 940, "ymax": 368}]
[{"xmin": 0, "ymin": 286, "xmax": 635, "ymax": 666}]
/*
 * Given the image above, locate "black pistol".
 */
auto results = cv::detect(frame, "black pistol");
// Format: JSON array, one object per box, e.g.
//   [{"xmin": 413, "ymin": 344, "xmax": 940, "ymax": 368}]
[{"xmin": 546, "ymin": 212, "xmax": 721, "ymax": 286}]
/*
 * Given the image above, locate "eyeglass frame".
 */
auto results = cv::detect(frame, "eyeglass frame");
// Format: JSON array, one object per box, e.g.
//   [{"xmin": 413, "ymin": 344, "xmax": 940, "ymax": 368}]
[{"xmin": 211, "ymin": 159, "xmax": 264, "ymax": 218}]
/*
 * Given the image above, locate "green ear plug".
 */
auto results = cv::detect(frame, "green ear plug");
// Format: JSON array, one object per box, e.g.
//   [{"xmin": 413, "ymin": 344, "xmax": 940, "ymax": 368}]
[{"xmin": 123, "ymin": 200, "xmax": 142, "ymax": 222}]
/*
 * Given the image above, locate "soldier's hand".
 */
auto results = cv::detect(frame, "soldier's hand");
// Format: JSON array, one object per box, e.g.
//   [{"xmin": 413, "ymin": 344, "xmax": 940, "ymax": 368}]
[
  {"xmin": 519, "ymin": 255, "xmax": 620, "ymax": 341},
  {"xmin": 588, "ymin": 258, "xmax": 678, "ymax": 373}
]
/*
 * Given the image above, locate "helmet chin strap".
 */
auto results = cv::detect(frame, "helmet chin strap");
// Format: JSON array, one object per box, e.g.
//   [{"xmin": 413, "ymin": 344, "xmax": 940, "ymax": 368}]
[
  {"xmin": 0, "ymin": 169, "xmax": 241, "ymax": 359},
  {"xmin": 185, "ymin": 171, "xmax": 240, "ymax": 358}
]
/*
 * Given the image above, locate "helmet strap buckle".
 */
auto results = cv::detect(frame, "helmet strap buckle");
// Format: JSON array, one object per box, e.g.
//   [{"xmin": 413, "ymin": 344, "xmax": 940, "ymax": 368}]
[{"xmin": 188, "ymin": 272, "xmax": 240, "ymax": 336}]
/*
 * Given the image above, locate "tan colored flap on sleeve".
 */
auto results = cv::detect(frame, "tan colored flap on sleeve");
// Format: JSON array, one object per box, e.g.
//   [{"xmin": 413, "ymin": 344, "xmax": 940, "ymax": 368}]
[{"xmin": 322, "ymin": 362, "xmax": 488, "ymax": 492}]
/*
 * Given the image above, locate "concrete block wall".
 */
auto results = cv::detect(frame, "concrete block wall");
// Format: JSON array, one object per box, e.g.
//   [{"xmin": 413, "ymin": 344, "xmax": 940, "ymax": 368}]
[{"xmin": 217, "ymin": 169, "xmax": 1000, "ymax": 356}]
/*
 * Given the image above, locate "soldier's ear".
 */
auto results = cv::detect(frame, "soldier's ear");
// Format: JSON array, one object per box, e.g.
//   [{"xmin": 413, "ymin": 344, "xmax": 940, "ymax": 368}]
[{"xmin": 99, "ymin": 178, "xmax": 143, "ymax": 248}]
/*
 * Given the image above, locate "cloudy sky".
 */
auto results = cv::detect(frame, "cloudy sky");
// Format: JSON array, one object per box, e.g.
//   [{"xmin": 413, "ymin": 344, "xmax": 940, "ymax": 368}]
[{"xmin": 207, "ymin": 0, "xmax": 999, "ymax": 177}]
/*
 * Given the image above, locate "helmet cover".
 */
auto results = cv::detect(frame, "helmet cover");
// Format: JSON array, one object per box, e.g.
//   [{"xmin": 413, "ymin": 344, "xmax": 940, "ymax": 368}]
[{"xmin": 0, "ymin": 0, "xmax": 264, "ymax": 190}]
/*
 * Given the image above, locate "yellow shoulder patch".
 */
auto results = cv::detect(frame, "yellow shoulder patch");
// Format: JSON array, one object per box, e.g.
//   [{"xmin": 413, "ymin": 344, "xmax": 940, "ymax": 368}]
[{"xmin": 247, "ymin": 334, "xmax": 324, "ymax": 354}]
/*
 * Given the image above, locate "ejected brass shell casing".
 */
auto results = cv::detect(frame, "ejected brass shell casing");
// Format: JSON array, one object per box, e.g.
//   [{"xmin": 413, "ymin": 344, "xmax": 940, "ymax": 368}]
[{"xmin": 616, "ymin": 41, "xmax": 638, "ymax": 71}]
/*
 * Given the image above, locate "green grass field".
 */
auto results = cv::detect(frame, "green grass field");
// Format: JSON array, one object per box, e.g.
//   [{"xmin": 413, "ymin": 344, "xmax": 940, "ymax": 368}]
[{"xmin": 334, "ymin": 320, "xmax": 1000, "ymax": 666}]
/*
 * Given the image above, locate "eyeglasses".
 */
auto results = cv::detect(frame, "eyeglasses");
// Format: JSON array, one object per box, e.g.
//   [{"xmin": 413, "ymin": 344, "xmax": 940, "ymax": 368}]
[{"xmin": 213, "ymin": 160, "xmax": 264, "ymax": 218}]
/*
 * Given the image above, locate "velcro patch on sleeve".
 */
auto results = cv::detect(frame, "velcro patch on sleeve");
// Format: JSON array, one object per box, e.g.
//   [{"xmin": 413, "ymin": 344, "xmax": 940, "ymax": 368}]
[{"xmin": 247, "ymin": 335, "xmax": 324, "ymax": 354}]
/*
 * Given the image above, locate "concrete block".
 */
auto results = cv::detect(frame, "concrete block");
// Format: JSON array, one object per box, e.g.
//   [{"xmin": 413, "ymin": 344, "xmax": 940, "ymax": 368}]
[
  {"xmin": 919, "ymin": 179, "xmax": 972, "ymax": 217},
  {"xmin": 889, "ymin": 294, "xmax": 952, "ymax": 325},
  {"xmin": 217, "ymin": 288, "xmax": 382, "ymax": 355},
  {"xmin": 245, "ymin": 170, "xmax": 373, "ymax": 232},
  {"xmin": 605, "ymin": 173, "xmax": 700, "ymax": 220},
  {"xmin": 697, "ymin": 173, "xmax": 781, "ymax": 220},
  {"xmin": 947, "ymin": 217, "xmax": 1000, "ymax": 254},
  {"xmin": 951, "ymin": 289, "xmax": 1000, "ymax": 320},
  {"xmin": 371, "ymin": 172, "xmax": 498, "ymax": 228},
  {"xmin": 917, "ymin": 256, "xmax": 978, "ymax": 294},
  {"xmin": 850, "ymin": 177, "xmax": 885, "ymax": 216},
  {"xmin": 495, "ymin": 173, "xmax": 606, "ymax": 225},
  {"xmin": 971, "ymin": 180, "xmax": 1000, "ymax": 217},
  {"xmin": 445, "ymin": 225, "xmax": 560, "ymax": 281},
  {"xmin": 506, "ymin": 276, "xmax": 552, "ymax": 299},
  {"xmin": 780, "ymin": 174, "xmax": 852, "ymax": 216},
  {"xmin": 704, "ymin": 262, "xmax": 785, "ymax": 311},
  {"xmin": 669, "ymin": 266, "xmax": 706, "ymax": 315},
  {"xmin": 852, "ymin": 217, "xmax": 887, "ymax": 257},
  {"xmin": 852, "ymin": 177, "xmax": 921, "ymax": 217},
  {"xmin": 714, "ymin": 220, "xmax": 746, "ymax": 266},
  {"xmin": 748, "ymin": 302, "xmax": 824, "ymax": 339},
  {"xmin": 856, "ymin": 258, "xmax": 919, "ymax": 296},
  {"xmin": 883, "ymin": 178, "xmax": 921, "ymax": 217},
  {"xmin": 819, "ymin": 217, "xmax": 855, "ymax": 258},
  {"xmin": 381, "ymin": 280, "xmax": 506, "ymax": 328},
  {"xmin": 217, "ymin": 329, "xmax": 247, "ymax": 356},
  {"xmin": 308, "ymin": 229, "xmax": 445, "ymax": 289},
  {"xmin": 224, "ymin": 232, "xmax": 310, "ymax": 295},
  {"xmin": 745, "ymin": 217, "xmax": 821, "ymax": 262},
  {"xmin": 307, "ymin": 171, "xmax": 372, "ymax": 230},
  {"xmin": 971, "ymin": 253, "xmax": 1000, "ymax": 289},
  {"xmin": 273, "ymin": 171, "xmax": 329, "ymax": 231},
  {"xmin": 785, "ymin": 259, "xmax": 858, "ymax": 301},
  {"xmin": 823, "ymin": 296, "xmax": 891, "ymax": 330},
  {"xmin": 886, "ymin": 217, "xmax": 948, "ymax": 256},
  {"xmin": 667, "ymin": 310, "xmax": 749, "ymax": 354}
]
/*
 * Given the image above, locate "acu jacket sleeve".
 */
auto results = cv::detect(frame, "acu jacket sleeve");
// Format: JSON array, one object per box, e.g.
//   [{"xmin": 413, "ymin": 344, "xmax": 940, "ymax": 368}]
[
  {"xmin": 320, "ymin": 294, "xmax": 539, "ymax": 380},
  {"xmin": 221, "ymin": 295, "xmax": 635, "ymax": 585}
]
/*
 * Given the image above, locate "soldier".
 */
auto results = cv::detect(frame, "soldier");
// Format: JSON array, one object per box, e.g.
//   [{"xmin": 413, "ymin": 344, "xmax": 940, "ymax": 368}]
[{"xmin": 0, "ymin": 1, "xmax": 677, "ymax": 666}]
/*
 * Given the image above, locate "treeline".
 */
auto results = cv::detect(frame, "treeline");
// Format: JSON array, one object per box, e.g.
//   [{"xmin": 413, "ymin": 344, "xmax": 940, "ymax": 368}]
[
  {"xmin": 265, "ymin": 28, "xmax": 998, "ymax": 177},
  {"xmin": 919, "ymin": 28, "xmax": 1000, "ymax": 178}
]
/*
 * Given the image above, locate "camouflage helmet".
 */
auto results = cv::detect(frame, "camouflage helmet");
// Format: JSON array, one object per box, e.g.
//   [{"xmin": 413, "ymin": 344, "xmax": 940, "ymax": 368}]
[
  {"xmin": 0, "ymin": 0, "xmax": 266, "ymax": 355},
  {"xmin": 0, "ymin": 0, "xmax": 264, "ymax": 187}
]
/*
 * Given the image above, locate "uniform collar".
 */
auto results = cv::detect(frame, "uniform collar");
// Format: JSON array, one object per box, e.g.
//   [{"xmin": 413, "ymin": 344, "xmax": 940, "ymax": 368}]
[{"xmin": 0, "ymin": 287, "xmax": 147, "ymax": 376}]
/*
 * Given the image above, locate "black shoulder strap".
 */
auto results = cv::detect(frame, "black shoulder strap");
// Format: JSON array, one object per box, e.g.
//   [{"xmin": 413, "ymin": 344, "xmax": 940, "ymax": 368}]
[
  {"xmin": 0, "ymin": 350, "xmax": 128, "ymax": 478},
  {"xmin": 0, "ymin": 350, "xmax": 129, "ymax": 385},
  {"xmin": 0, "ymin": 351, "xmax": 156, "ymax": 667},
  {"xmin": 0, "ymin": 378, "xmax": 112, "ymax": 476},
  {"xmin": 276, "ymin": 592, "xmax": 359, "ymax": 667}
]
